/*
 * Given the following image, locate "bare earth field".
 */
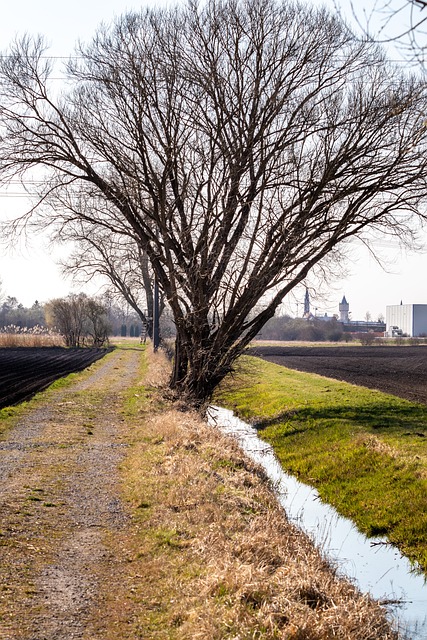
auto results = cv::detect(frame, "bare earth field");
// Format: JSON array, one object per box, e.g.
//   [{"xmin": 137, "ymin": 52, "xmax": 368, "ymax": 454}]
[
  {"xmin": 247, "ymin": 345, "xmax": 427, "ymax": 405},
  {"xmin": 0, "ymin": 347, "xmax": 111, "ymax": 409}
]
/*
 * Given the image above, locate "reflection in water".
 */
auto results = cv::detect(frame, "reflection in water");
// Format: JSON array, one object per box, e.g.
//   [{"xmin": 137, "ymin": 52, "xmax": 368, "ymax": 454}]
[{"xmin": 208, "ymin": 406, "xmax": 427, "ymax": 640}]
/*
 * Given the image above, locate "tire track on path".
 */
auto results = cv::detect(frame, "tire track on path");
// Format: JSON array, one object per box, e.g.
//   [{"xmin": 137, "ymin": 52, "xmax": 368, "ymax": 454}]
[{"xmin": 0, "ymin": 348, "xmax": 142, "ymax": 640}]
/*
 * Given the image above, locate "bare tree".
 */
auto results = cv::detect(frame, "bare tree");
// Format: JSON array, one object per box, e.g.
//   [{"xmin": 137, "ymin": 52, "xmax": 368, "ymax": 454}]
[
  {"xmin": 1, "ymin": 0, "xmax": 427, "ymax": 407},
  {"xmin": 54, "ymin": 219, "xmax": 164, "ymax": 338},
  {"xmin": 46, "ymin": 293, "xmax": 110, "ymax": 347}
]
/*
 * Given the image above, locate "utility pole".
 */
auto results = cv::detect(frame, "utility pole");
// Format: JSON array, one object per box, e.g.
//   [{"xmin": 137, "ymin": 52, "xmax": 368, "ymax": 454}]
[{"xmin": 153, "ymin": 276, "xmax": 160, "ymax": 352}]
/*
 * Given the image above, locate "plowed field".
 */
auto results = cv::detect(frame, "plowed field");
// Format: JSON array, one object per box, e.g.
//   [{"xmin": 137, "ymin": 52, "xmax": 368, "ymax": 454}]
[
  {"xmin": 0, "ymin": 347, "xmax": 111, "ymax": 409},
  {"xmin": 247, "ymin": 345, "xmax": 427, "ymax": 405}
]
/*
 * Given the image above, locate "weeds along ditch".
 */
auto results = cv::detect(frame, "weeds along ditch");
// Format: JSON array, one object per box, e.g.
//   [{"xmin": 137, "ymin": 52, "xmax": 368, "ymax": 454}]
[
  {"xmin": 213, "ymin": 355, "xmax": 427, "ymax": 605},
  {"xmin": 0, "ymin": 347, "xmax": 112, "ymax": 409},
  {"xmin": 208, "ymin": 405, "xmax": 427, "ymax": 640}
]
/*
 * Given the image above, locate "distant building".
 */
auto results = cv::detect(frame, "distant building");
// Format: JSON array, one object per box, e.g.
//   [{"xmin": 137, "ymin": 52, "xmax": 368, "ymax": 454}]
[
  {"xmin": 299, "ymin": 292, "xmax": 388, "ymax": 334},
  {"xmin": 386, "ymin": 304, "xmax": 427, "ymax": 337},
  {"xmin": 339, "ymin": 296, "xmax": 349, "ymax": 323},
  {"xmin": 303, "ymin": 287, "xmax": 311, "ymax": 317},
  {"xmin": 341, "ymin": 320, "xmax": 386, "ymax": 334},
  {"xmin": 338, "ymin": 295, "xmax": 385, "ymax": 334}
]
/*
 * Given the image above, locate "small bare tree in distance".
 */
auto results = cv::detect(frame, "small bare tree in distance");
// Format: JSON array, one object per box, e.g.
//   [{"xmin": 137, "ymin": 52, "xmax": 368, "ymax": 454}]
[
  {"xmin": 46, "ymin": 293, "xmax": 110, "ymax": 347},
  {"xmin": 1, "ymin": 0, "xmax": 427, "ymax": 407},
  {"xmin": 54, "ymin": 219, "xmax": 162, "ymax": 338}
]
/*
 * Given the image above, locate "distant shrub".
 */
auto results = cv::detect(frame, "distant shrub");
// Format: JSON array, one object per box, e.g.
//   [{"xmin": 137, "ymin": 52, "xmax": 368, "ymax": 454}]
[
  {"xmin": 257, "ymin": 315, "xmax": 345, "ymax": 342},
  {"xmin": 0, "ymin": 324, "xmax": 55, "ymax": 335},
  {"xmin": 45, "ymin": 294, "xmax": 110, "ymax": 347},
  {"xmin": 358, "ymin": 333, "xmax": 378, "ymax": 346}
]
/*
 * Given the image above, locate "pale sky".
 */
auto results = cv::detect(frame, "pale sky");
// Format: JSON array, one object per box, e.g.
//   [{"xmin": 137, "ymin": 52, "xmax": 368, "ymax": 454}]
[{"xmin": 0, "ymin": 0, "xmax": 426, "ymax": 320}]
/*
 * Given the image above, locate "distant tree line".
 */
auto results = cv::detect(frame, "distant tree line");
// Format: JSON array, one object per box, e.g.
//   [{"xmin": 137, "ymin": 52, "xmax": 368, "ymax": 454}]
[
  {"xmin": 0, "ymin": 297, "xmax": 45, "ymax": 329},
  {"xmin": 0, "ymin": 282, "xmax": 173, "ymax": 345},
  {"xmin": 258, "ymin": 316, "xmax": 347, "ymax": 342}
]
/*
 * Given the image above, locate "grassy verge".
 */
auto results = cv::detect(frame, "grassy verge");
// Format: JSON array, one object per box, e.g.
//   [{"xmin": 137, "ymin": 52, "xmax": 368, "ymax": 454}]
[
  {"xmin": 214, "ymin": 356, "xmax": 427, "ymax": 572},
  {"xmin": 110, "ymin": 350, "xmax": 398, "ymax": 639}
]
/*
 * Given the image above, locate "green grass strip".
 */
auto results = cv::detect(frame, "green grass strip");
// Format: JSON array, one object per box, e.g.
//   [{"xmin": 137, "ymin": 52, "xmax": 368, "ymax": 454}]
[{"xmin": 214, "ymin": 355, "xmax": 427, "ymax": 572}]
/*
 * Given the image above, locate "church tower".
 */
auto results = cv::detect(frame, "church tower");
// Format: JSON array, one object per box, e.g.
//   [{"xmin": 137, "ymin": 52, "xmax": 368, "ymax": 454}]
[
  {"xmin": 303, "ymin": 288, "xmax": 310, "ymax": 317},
  {"xmin": 339, "ymin": 295, "xmax": 349, "ymax": 323}
]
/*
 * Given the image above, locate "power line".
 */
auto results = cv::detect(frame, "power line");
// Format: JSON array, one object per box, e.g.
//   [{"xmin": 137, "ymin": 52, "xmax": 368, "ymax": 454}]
[
  {"xmin": 0, "ymin": 193, "xmax": 36, "ymax": 198},
  {"xmin": 0, "ymin": 55, "xmax": 82, "ymax": 60},
  {"xmin": 6, "ymin": 181, "xmax": 47, "ymax": 185}
]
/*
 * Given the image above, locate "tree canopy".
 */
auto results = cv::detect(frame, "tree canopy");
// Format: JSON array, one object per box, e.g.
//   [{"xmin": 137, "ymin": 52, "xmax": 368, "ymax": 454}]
[{"xmin": 1, "ymin": 0, "xmax": 427, "ymax": 406}]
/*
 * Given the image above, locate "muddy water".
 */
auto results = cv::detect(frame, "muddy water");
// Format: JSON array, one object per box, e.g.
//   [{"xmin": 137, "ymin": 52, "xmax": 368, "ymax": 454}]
[{"xmin": 208, "ymin": 406, "xmax": 427, "ymax": 640}]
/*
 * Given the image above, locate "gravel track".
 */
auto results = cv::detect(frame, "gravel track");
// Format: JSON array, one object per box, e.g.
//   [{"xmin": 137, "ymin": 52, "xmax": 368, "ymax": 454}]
[{"xmin": 0, "ymin": 348, "xmax": 142, "ymax": 640}]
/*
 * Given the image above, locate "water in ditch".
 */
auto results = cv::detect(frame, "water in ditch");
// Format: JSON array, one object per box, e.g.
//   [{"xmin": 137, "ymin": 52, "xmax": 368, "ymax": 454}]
[{"xmin": 207, "ymin": 406, "xmax": 427, "ymax": 640}]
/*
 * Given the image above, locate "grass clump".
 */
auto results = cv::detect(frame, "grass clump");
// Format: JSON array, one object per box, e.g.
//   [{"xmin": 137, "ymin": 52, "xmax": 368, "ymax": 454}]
[{"xmin": 214, "ymin": 356, "xmax": 427, "ymax": 571}]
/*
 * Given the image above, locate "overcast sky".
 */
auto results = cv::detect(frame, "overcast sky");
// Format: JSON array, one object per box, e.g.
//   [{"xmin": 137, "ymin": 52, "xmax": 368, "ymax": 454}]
[{"xmin": 0, "ymin": 0, "xmax": 426, "ymax": 321}]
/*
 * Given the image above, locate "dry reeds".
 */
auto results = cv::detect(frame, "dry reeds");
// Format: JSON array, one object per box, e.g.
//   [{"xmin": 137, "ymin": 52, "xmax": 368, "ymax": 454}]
[
  {"xmin": 0, "ymin": 326, "xmax": 64, "ymax": 347},
  {"xmin": 120, "ymin": 350, "xmax": 398, "ymax": 639}
]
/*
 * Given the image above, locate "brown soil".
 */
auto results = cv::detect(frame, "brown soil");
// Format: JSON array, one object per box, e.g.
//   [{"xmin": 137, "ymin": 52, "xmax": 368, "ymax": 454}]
[
  {"xmin": 0, "ymin": 347, "xmax": 111, "ymax": 408},
  {"xmin": 247, "ymin": 345, "xmax": 427, "ymax": 404}
]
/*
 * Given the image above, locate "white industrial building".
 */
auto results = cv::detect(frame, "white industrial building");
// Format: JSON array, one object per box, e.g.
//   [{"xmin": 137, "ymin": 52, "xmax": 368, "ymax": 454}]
[{"xmin": 386, "ymin": 304, "xmax": 427, "ymax": 337}]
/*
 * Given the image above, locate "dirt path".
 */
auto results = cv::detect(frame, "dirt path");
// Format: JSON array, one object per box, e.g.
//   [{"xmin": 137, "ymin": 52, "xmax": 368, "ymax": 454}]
[{"xmin": 0, "ymin": 348, "xmax": 141, "ymax": 640}]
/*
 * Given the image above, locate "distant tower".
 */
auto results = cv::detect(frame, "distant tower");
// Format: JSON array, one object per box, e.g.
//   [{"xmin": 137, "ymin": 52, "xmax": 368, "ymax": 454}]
[
  {"xmin": 339, "ymin": 295, "xmax": 349, "ymax": 323},
  {"xmin": 303, "ymin": 288, "xmax": 310, "ymax": 317}
]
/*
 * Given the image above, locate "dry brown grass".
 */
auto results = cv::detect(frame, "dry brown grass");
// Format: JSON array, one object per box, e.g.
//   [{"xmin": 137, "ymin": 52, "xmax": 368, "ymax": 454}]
[
  {"xmin": 0, "ymin": 332, "xmax": 64, "ymax": 347},
  {"xmin": 114, "ymin": 348, "xmax": 398, "ymax": 639}
]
